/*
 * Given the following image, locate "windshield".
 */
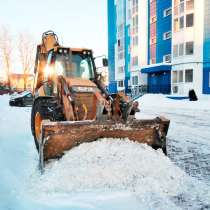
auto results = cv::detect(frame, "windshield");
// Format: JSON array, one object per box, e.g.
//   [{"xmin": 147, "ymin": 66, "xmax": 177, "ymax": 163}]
[{"xmin": 55, "ymin": 52, "xmax": 94, "ymax": 79}]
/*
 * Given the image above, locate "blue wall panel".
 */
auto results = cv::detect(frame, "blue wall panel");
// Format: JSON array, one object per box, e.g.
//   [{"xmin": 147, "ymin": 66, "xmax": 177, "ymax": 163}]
[
  {"xmin": 108, "ymin": 0, "xmax": 117, "ymax": 84},
  {"xmin": 203, "ymin": 66, "xmax": 210, "ymax": 94},
  {"xmin": 156, "ymin": 0, "xmax": 172, "ymax": 63},
  {"xmin": 124, "ymin": 23, "xmax": 131, "ymax": 93},
  {"xmin": 203, "ymin": 0, "xmax": 210, "ymax": 94},
  {"xmin": 108, "ymin": 81, "xmax": 118, "ymax": 93}
]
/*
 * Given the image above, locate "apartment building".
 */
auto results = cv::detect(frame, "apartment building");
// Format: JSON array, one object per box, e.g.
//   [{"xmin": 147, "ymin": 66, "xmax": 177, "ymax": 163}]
[
  {"xmin": 108, "ymin": 0, "xmax": 210, "ymax": 95},
  {"xmin": 172, "ymin": 0, "xmax": 210, "ymax": 95}
]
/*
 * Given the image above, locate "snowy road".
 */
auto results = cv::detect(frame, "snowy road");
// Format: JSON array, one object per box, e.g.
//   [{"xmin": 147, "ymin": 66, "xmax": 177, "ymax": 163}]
[
  {"xmin": 138, "ymin": 95, "xmax": 210, "ymax": 186},
  {"xmin": 0, "ymin": 94, "xmax": 210, "ymax": 210}
]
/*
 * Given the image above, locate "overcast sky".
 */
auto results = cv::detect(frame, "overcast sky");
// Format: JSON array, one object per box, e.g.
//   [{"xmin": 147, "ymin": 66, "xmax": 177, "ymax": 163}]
[{"xmin": 0, "ymin": 0, "xmax": 107, "ymax": 75}]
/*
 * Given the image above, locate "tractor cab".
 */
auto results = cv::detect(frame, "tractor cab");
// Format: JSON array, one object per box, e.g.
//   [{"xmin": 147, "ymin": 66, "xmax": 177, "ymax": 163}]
[{"xmin": 44, "ymin": 48, "xmax": 96, "ymax": 81}]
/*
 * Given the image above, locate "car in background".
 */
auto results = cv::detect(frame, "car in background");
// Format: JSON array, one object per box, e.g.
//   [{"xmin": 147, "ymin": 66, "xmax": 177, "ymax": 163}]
[
  {"xmin": 9, "ymin": 91, "xmax": 33, "ymax": 107},
  {"xmin": 0, "ymin": 86, "xmax": 10, "ymax": 95}
]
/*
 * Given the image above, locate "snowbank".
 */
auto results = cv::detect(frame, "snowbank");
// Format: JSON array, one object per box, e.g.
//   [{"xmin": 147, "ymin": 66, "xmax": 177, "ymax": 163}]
[{"xmin": 138, "ymin": 94, "xmax": 210, "ymax": 111}]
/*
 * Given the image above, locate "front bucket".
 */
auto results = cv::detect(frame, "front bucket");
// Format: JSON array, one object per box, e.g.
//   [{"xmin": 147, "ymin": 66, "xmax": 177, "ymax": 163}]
[{"xmin": 39, "ymin": 117, "xmax": 170, "ymax": 170}]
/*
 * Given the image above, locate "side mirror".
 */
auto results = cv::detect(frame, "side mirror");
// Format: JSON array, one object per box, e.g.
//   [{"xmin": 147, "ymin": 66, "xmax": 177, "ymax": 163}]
[{"xmin": 102, "ymin": 58, "xmax": 108, "ymax": 67}]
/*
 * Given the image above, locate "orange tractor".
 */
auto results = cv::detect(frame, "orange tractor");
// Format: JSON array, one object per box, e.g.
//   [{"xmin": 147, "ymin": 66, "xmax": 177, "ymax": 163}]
[{"xmin": 31, "ymin": 31, "xmax": 170, "ymax": 170}]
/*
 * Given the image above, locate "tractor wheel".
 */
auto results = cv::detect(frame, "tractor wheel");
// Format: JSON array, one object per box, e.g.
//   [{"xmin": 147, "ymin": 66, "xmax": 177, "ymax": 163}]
[{"xmin": 31, "ymin": 98, "xmax": 64, "ymax": 151}]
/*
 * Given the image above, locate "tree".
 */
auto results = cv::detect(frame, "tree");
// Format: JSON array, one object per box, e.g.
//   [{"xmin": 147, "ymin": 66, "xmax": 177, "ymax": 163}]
[
  {"xmin": 17, "ymin": 32, "xmax": 35, "ymax": 90},
  {"xmin": 0, "ymin": 26, "xmax": 13, "ymax": 90}
]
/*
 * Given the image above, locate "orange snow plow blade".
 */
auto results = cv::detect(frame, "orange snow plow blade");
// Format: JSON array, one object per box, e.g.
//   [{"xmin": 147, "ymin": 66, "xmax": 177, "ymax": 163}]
[{"xmin": 38, "ymin": 117, "xmax": 170, "ymax": 170}]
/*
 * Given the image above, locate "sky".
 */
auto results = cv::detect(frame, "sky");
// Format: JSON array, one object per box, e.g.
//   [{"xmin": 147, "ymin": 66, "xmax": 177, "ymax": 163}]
[{"xmin": 0, "ymin": 0, "xmax": 107, "ymax": 75}]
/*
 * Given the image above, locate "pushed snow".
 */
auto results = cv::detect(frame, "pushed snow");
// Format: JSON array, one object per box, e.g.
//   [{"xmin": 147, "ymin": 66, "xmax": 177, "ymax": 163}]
[
  {"xmin": 25, "ymin": 138, "xmax": 210, "ymax": 210},
  {"xmin": 29, "ymin": 139, "xmax": 185, "ymax": 194},
  {"xmin": 1, "ymin": 94, "xmax": 210, "ymax": 210}
]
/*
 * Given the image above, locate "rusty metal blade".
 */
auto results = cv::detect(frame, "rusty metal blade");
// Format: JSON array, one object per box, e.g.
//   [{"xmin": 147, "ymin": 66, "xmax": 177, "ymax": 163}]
[{"xmin": 39, "ymin": 117, "xmax": 170, "ymax": 170}]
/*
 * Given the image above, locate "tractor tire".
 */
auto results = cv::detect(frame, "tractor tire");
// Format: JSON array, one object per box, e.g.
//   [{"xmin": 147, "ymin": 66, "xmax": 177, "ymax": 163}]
[{"xmin": 31, "ymin": 97, "xmax": 64, "ymax": 151}]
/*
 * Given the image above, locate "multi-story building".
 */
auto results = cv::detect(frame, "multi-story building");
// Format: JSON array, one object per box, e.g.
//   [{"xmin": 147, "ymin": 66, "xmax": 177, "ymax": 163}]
[
  {"xmin": 171, "ymin": 0, "xmax": 210, "ymax": 95},
  {"xmin": 108, "ymin": 0, "xmax": 210, "ymax": 96},
  {"xmin": 130, "ymin": 0, "xmax": 148, "ymax": 94},
  {"xmin": 141, "ymin": 0, "xmax": 172, "ymax": 94},
  {"xmin": 108, "ymin": 0, "xmax": 117, "ymax": 93},
  {"xmin": 108, "ymin": 0, "xmax": 131, "ymax": 93}
]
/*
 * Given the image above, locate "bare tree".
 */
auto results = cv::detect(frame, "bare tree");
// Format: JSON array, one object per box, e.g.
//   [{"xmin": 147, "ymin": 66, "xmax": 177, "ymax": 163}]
[
  {"xmin": 0, "ymin": 26, "xmax": 13, "ymax": 90},
  {"xmin": 17, "ymin": 32, "xmax": 35, "ymax": 90}
]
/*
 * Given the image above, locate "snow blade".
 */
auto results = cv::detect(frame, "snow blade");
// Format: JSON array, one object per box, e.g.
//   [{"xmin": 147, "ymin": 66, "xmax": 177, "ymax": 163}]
[{"xmin": 39, "ymin": 117, "xmax": 170, "ymax": 170}]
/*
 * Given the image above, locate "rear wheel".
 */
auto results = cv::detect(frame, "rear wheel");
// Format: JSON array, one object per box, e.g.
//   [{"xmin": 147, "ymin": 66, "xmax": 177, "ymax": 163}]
[{"xmin": 31, "ymin": 98, "xmax": 64, "ymax": 151}]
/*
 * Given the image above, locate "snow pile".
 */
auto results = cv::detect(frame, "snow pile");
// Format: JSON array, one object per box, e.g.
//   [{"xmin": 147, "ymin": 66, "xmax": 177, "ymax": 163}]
[
  {"xmin": 138, "ymin": 94, "xmax": 210, "ymax": 111},
  {"xmin": 26, "ymin": 139, "xmax": 210, "ymax": 210}
]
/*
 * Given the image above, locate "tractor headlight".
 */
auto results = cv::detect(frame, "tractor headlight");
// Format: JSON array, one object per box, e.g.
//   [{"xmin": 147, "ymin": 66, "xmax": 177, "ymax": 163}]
[{"xmin": 44, "ymin": 65, "xmax": 52, "ymax": 79}]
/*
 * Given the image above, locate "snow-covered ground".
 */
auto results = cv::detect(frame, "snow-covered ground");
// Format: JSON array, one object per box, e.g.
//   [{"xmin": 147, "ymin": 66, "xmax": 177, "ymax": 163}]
[{"xmin": 0, "ymin": 94, "xmax": 210, "ymax": 210}]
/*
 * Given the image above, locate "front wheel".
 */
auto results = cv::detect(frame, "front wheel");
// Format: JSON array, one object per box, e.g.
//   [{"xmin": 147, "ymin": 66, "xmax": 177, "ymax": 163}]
[
  {"xmin": 31, "ymin": 99, "xmax": 49, "ymax": 151},
  {"xmin": 31, "ymin": 97, "xmax": 64, "ymax": 151}
]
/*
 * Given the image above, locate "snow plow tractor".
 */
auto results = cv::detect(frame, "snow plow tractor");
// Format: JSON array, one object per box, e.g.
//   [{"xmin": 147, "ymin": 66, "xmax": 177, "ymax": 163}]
[{"xmin": 31, "ymin": 31, "xmax": 170, "ymax": 170}]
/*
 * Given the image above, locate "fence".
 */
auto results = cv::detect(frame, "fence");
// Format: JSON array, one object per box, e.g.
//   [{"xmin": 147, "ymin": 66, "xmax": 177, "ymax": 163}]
[{"xmin": 128, "ymin": 85, "xmax": 171, "ymax": 98}]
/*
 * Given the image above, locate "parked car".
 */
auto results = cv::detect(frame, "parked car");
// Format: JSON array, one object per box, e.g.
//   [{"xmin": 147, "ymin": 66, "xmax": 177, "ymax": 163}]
[
  {"xmin": 9, "ymin": 91, "xmax": 33, "ymax": 107},
  {"xmin": 0, "ymin": 86, "xmax": 10, "ymax": 95}
]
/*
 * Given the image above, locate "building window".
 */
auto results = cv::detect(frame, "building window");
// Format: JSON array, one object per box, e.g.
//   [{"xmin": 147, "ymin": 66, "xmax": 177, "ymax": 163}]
[
  {"xmin": 132, "ymin": 15, "xmax": 138, "ymax": 34},
  {"xmin": 133, "ymin": 36, "xmax": 138, "ymax": 46},
  {"xmin": 163, "ymin": 31, "xmax": 171, "ymax": 40},
  {"xmin": 179, "ymin": 71, "xmax": 183, "ymax": 82},
  {"xmin": 173, "ymin": 45, "xmax": 179, "ymax": 57},
  {"xmin": 179, "ymin": 1, "xmax": 184, "ymax": 14},
  {"xmin": 150, "ymin": 16, "xmax": 157, "ymax": 24},
  {"xmin": 173, "ymin": 85, "xmax": 178, "ymax": 93},
  {"xmin": 150, "ymin": 58, "xmax": 156, "ymax": 64},
  {"xmin": 118, "ymin": 80, "xmax": 124, "ymax": 87},
  {"xmin": 179, "ymin": 16, "xmax": 184, "ymax": 29},
  {"xmin": 163, "ymin": 54, "xmax": 171, "ymax": 63},
  {"xmin": 132, "ymin": 76, "xmax": 138, "ymax": 85},
  {"xmin": 186, "ymin": 13, "xmax": 194, "ymax": 27},
  {"xmin": 118, "ymin": 51, "xmax": 124, "ymax": 60},
  {"xmin": 173, "ymin": 71, "xmax": 178, "ymax": 83},
  {"xmin": 185, "ymin": 42, "xmax": 194, "ymax": 55},
  {"xmin": 164, "ymin": 8, "xmax": 172, "ymax": 17},
  {"xmin": 185, "ymin": 69, "xmax": 193, "ymax": 82},
  {"xmin": 174, "ymin": 18, "xmax": 179, "ymax": 32},
  {"xmin": 118, "ymin": 66, "xmax": 124, "ymax": 73},
  {"xmin": 186, "ymin": 0, "xmax": 194, "ymax": 11},
  {"xmin": 132, "ymin": 56, "xmax": 138, "ymax": 66},
  {"xmin": 118, "ymin": 24, "xmax": 123, "ymax": 35},
  {"xmin": 174, "ymin": 6, "xmax": 178, "ymax": 16},
  {"xmin": 150, "ymin": 36, "xmax": 157, "ymax": 45},
  {"xmin": 132, "ymin": 0, "xmax": 138, "ymax": 14},
  {"xmin": 209, "ymin": 72, "xmax": 210, "ymax": 87},
  {"xmin": 179, "ymin": 43, "xmax": 184, "ymax": 56},
  {"xmin": 174, "ymin": 0, "xmax": 179, "ymax": 6}
]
